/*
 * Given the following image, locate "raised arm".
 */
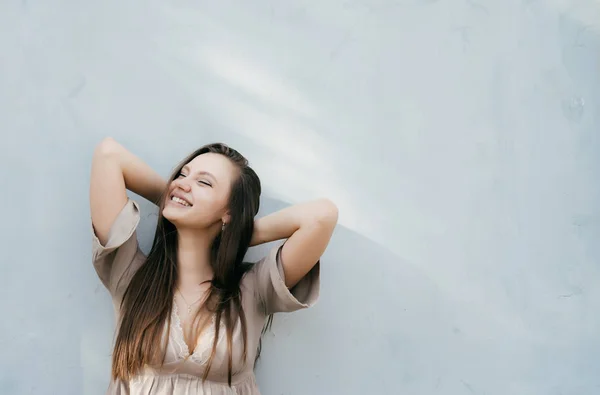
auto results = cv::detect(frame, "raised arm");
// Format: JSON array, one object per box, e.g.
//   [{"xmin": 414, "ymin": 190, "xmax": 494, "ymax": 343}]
[
  {"xmin": 90, "ymin": 137, "xmax": 166, "ymax": 245},
  {"xmin": 250, "ymin": 199, "xmax": 338, "ymax": 288}
]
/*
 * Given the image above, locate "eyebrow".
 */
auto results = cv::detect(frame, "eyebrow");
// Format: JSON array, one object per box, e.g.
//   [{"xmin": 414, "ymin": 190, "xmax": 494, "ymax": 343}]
[{"xmin": 181, "ymin": 165, "xmax": 218, "ymax": 184}]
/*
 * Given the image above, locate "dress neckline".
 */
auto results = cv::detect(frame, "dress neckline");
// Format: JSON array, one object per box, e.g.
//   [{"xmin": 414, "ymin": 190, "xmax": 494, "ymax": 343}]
[{"xmin": 171, "ymin": 301, "xmax": 217, "ymax": 365}]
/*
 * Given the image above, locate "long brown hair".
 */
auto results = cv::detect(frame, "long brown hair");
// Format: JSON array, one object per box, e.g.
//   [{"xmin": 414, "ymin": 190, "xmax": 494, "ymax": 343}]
[{"xmin": 111, "ymin": 143, "xmax": 262, "ymax": 385}]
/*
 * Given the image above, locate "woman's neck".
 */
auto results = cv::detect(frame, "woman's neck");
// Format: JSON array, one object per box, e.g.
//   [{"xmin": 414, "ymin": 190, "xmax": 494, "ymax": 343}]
[{"xmin": 176, "ymin": 229, "xmax": 215, "ymax": 288}]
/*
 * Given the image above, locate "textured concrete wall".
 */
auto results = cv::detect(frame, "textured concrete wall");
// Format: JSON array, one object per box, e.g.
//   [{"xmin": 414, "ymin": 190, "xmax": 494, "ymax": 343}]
[{"xmin": 2, "ymin": 1, "xmax": 600, "ymax": 394}]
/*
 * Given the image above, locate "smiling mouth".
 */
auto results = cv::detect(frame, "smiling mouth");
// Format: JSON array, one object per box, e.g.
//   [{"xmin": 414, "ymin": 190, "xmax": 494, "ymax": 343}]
[{"xmin": 171, "ymin": 196, "xmax": 192, "ymax": 207}]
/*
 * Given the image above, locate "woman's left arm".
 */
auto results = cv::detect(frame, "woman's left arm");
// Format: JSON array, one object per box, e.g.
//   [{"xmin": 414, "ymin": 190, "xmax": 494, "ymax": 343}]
[{"xmin": 250, "ymin": 198, "xmax": 338, "ymax": 288}]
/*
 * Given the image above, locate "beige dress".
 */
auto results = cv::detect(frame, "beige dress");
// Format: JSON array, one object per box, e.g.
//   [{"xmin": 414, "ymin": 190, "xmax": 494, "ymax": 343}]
[{"xmin": 92, "ymin": 199, "xmax": 320, "ymax": 395}]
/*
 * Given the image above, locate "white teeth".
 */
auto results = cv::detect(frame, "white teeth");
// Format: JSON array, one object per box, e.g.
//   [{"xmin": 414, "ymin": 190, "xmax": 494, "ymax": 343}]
[{"xmin": 171, "ymin": 196, "xmax": 191, "ymax": 207}]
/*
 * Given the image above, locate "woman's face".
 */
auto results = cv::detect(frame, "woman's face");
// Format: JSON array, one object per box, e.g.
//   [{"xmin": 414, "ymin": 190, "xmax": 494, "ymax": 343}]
[{"xmin": 162, "ymin": 153, "xmax": 238, "ymax": 229}]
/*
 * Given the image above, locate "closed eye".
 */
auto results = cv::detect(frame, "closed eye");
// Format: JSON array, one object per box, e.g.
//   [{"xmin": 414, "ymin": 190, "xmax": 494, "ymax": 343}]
[{"xmin": 198, "ymin": 180, "xmax": 212, "ymax": 187}]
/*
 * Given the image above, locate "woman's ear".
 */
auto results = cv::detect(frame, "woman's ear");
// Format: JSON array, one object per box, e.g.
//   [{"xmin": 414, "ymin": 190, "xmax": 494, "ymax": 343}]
[{"xmin": 222, "ymin": 212, "xmax": 231, "ymax": 226}]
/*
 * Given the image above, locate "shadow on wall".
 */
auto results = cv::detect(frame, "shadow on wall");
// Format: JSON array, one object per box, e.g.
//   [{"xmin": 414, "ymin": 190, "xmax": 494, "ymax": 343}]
[{"xmin": 247, "ymin": 207, "xmax": 529, "ymax": 395}]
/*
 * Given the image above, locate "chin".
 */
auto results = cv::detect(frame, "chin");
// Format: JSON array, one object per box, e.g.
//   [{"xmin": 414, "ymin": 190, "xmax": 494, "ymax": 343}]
[
  {"xmin": 162, "ymin": 206, "xmax": 179, "ymax": 222},
  {"xmin": 162, "ymin": 206, "xmax": 199, "ymax": 229}
]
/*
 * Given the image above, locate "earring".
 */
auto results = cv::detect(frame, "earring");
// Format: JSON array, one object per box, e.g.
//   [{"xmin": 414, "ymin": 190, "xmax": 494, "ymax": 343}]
[{"xmin": 222, "ymin": 222, "xmax": 226, "ymax": 231}]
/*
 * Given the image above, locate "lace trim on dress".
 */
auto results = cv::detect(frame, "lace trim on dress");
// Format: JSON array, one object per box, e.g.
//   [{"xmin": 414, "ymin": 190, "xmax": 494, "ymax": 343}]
[
  {"xmin": 171, "ymin": 302, "xmax": 191, "ymax": 360},
  {"xmin": 171, "ymin": 301, "xmax": 218, "ymax": 365}
]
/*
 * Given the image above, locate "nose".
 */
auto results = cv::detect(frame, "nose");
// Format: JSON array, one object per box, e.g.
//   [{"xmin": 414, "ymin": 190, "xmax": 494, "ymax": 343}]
[{"xmin": 173, "ymin": 177, "xmax": 192, "ymax": 192}]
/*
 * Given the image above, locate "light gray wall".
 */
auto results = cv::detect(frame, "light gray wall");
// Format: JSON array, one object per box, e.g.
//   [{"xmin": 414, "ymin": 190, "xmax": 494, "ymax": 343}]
[{"xmin": 2, "ymin": 0, "xmax": 600, "ymax": 394}]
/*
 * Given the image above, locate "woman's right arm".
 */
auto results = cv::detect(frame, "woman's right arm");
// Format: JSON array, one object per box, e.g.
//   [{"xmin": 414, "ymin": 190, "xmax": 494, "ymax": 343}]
[{"xmin": 90, "ymin": 137, "xmax": 166, "ymax": 245}]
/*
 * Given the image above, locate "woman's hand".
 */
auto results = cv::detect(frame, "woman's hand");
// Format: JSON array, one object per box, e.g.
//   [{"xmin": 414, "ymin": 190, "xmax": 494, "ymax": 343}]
[{"xmin": 250, "ymin": 199, "xmax": 338, "ymax": 288}]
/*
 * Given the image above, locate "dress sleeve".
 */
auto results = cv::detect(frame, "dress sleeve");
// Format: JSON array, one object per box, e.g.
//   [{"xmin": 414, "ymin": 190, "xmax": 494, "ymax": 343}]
[
  {"xmin": 251, "ymin": 243, "xmax": 320, "ymax": 315},
  {"xmin": 91, "ymin": 199, "xmax": 142, "ymax": 303}
]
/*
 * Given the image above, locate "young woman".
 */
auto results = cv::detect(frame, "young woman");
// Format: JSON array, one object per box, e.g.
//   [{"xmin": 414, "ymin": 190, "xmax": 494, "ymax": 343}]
[{"xmin": 90, "ymin": 138, "xmax": 338, "ymax": 394}]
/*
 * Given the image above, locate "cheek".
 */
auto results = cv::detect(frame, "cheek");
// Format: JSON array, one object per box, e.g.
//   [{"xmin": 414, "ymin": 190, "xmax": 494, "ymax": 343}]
[{"xmin": 191, "ymin": 190, "xmax": 227, "ymax": 217}]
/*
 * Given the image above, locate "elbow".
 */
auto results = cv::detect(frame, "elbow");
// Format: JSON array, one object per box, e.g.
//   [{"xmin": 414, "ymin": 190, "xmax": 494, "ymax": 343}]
[
  {"xmin": 314, "ymin": 198, "xmax": 339, "ymax": 227},
  {"xmin": 94, "ymin": 137, "xmax": 122, "ymax": 159}
]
